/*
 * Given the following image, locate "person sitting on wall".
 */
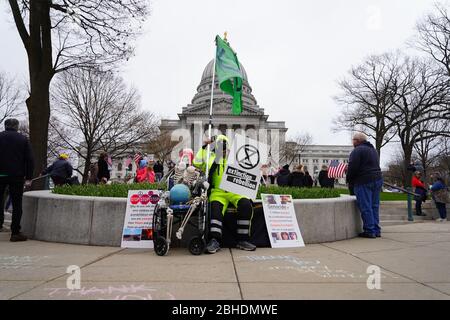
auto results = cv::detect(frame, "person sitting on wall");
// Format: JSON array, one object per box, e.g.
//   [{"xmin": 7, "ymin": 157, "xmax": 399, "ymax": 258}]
[
  {"xmin": 42, "ymin": 153, "xmax": 73, "ymax": 186},
  {"xmin": 193, "ymin": 135, "xmax": 257, "ymax": 254}
]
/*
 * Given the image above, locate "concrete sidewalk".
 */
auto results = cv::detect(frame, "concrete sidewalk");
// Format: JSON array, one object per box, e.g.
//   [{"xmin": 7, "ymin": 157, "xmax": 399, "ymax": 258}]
[{"xmin": 1, "ymin": 222, "xmax": 450, "ymax": 300}]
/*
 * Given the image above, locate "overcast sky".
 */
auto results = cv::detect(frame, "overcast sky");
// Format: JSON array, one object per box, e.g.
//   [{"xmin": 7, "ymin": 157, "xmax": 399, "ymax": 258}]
[{"xmin": 0, "ymin": 0, "xmax": 440, "ymax": 166}]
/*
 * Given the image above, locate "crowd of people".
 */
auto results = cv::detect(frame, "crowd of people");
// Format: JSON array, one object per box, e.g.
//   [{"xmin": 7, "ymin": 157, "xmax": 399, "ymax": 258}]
[
  {"xmin": 261, "ymin": 163, "xmax": 335, "ymax": 189},
  {"xmin": 0, "ymin": 117, "xmax": 448, "ymax": 246}
]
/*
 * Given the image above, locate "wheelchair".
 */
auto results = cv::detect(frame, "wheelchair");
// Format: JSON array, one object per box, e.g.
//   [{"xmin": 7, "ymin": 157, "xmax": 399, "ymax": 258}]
[{"xmin": 152, "ymin": 165, "xmax": 210, "ymax": 256}]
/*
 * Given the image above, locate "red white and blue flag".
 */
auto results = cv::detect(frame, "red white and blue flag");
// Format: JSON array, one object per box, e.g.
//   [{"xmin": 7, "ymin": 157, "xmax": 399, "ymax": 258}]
[
  {"xmin": 328, "ymin": 160, "xmax": 347, "ymax": 179},
  {"xmin": 133, "ymin": 153, "xmax": 142, "ymax": 165}
]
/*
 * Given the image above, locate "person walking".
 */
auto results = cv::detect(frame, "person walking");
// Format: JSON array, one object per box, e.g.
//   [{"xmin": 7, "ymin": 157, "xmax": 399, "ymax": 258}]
[
  {"xmin": 0, "ymin": 119, "xmax": 34, "ymax": 241},
  {"xmin": 42, "ymin": 153, "xmax": 73, "ymax": 186},
  {"xmin": 276, "ymin": 165, "xmax": 291, "ymax": 187},
  {"xmin": 288, "ymin": 165, "xmax": 305, "ymax": 187},
  {"xmin": 346, "ymin": 132, "xmax": 383, "ymax": 239},
  {"xmin": 430, "ymin": 172, "xmax": 448, "ymax": 222},
  {"xmin": 412, "ymin": 171, "xmax": 427, "ymax": 216},
  {"xmin": 97, "ymin": 152, "xmax": 110, "ymax": 183}
]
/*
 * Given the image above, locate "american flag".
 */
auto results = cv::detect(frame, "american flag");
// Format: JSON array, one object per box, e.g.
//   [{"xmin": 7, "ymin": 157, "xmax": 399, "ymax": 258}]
[
  {"xmin": 133, "ymin": 153, "xmax": 142, "ymax": 165},
  {"xmin": 328, "ymin": 160, "xmax": 347, "ymax": 179}
]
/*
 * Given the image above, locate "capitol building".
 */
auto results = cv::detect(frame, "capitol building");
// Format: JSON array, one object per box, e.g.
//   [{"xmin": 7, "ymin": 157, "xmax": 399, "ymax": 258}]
[
  {"xmin": 160, "ymin": 59, "xmax": 288, "ymax": 153},
  {"xmin": 76, "ymin": 60, "xmax": 353, "ymax": 182}
]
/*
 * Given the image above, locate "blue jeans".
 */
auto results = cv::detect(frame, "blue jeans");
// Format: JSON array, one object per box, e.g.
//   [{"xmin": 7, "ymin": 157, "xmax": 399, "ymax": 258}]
[
  {"xmin": 436, "ymin": 202, "xmax": 447, "ymax": 219},
  {"xmin": 354, "ymin": 179, "xmax": 383, "ymax": 235}
]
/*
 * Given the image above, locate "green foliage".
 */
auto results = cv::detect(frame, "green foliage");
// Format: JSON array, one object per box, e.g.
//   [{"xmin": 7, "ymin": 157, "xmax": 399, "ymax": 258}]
[
  {"xmin": 53, "ymin": 184, "xmax": 410, "ymax": 201},
  {"xmin": 53, "ymin": 183, "xmax": 166, "ymax": 198},
  {"xmin": 257, "ymin": 186, "xmax": 341, "ymax": 199},
  {"xmin": 336, "ymin": 188, "xmax": 409, "ymax": 201},
  {"xmin": 54, "ymin": 184, "xmax": 341, "ymax": 199}
]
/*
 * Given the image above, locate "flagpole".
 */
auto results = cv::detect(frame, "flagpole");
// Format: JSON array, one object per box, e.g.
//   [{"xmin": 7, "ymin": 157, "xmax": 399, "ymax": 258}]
[{"xmin": 205, "ymin": 56, "xmax": 216, "ymax": 182}]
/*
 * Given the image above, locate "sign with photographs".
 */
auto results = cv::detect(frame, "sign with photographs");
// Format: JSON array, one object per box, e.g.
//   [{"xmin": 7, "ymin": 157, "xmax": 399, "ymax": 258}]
[
  {"xmin": 121, "ymin": 190, "xmax": 161, "ymax": 248},
  {"xmin": 219, "ymin": 133, "xmax": 268, "ymax": 200},
  {"xmin": 261, "ymin": 194, "xmax": 305, "ymax": 248}
]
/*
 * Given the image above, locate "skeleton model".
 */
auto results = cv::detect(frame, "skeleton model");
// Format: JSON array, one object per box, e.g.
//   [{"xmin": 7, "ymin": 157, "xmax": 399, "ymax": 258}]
[{"xmin": 157, "ymin": 163, "xmax": 209, "ymax": 254}]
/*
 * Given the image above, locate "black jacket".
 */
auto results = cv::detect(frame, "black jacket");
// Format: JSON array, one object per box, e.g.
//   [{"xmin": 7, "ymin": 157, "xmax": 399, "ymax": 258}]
[
  {"xmin": 304, "ymin": 173, "xmax": 314, "ymax": 187},
  {"xmin": 97, "ymin": 158, "xmax": 110, "ymax": 180},
  {"xmin": 346, "ymin": 141, "xmax": 382, "ymax": 186},
  {"xmin": 0, "ymin": 129, "xmax": 34, "ymax": 179},
  {"xmin": 153, "ymin": 162, "xmax": 164, "ymax": 174},
  {"xmin": 43, "ymin": 159, "xmax": 73, "ymax": 179},
  {"xmin": 318, "ymin": 170, "xmax": 335, "ymax": 188},
  {"xmin": 276, "ymin": 168, "xmax": 290, "ymax": 186},
  {"xmin": 288, "ymin": 171, "xmax": 305, "ymax": 187}
]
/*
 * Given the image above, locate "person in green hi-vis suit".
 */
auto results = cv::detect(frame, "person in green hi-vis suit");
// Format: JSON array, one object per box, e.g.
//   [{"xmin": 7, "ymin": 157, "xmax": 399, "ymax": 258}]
[{"xmin": 193, "ymin": 134, "xmax": 256, "ymax": 253}]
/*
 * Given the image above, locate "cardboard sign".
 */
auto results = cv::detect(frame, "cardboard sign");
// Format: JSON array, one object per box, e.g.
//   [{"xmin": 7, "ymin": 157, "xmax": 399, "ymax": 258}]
[
  {"xmin": 121, "ymin": 190, "xmax": 161, "ymax": 248},
  {"xmin": 261, "ymin": 194, "xmax": 305, "ymax": 248},
  {"xmin": 219, "ymin": 133, "xmax": 268, "ymax": 199}
]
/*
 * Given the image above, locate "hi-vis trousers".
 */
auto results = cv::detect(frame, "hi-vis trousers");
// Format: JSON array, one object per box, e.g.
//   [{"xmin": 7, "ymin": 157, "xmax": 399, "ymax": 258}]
[{"xmin": 208, "ymin": 189, "xmax": 253, "ymax": 242}]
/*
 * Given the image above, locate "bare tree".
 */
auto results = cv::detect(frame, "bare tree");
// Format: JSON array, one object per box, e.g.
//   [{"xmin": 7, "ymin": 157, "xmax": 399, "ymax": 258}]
[
  {"xmin": 280, "ymin": 132, "xmax": 313, "ymax": 166},
  {"xmin": 435, "ymin": 134, "xmax": 450, "ymax": 180},
  {"xmin": 52, "ymin": 69, "xmax": 158, "ymax": 183},
  {"xmin": 145, "ymin": 132, "xmax": 179, "ymax": 163},
  {"xmin": 387, "ymin": 56, "xmax": 450, "ymax": 187},
  {"xmin": 384, "ymin": 150, "xmax": 408, "ymax": 187},
  {"xmin": 333, "ymin": 53, "xmax": 400, "ymax": 156},
  {"xmin": 416, "ymin": 3, "xmax": 450, "ymax": 76},
  {"xmin": 412, "ymin": 118, "xmax": 444, "ymax": 179},
  {"xmin": 7, "ymin": 0, "xmax": 149, "ymax": 186},
  {"xmin": 18, "ymin": 116, "xmax": 75, "ymax": 169},
  {"xmin": 0, "ymin": 72, "xmax": 23, "ymax": 123}
]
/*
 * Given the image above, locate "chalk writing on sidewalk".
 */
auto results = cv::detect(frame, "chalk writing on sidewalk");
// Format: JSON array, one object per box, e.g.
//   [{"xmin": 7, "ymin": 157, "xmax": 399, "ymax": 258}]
[
  {"xmin": 240, "ymin": 255, "xmax": 397, "ymax": 279},
  {"xmin": 0, "ymin": 255, "xmax": 51, "ymax": 269},
  {"xmin": 45, "ymin": 284, "xmax": 176, "ymax": 300}
]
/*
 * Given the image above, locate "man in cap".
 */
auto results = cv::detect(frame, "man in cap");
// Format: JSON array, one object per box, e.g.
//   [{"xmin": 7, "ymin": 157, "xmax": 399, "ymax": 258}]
[{"xmin": 42, "ymin": 153, "xmax": 73, "ymax": 186}]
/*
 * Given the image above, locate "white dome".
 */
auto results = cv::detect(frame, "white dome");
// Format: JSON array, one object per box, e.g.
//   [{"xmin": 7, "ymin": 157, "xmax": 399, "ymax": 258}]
[{"xmin": 201, "ymin": 59, "xmax": 248, "ymax": 82}]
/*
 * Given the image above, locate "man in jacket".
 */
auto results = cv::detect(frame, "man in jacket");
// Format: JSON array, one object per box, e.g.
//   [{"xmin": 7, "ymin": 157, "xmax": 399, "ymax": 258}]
[
  {"xmin": 193, "ymin": 135, "xmax": 256, "ymax": 253},
  {"xmin": 42, "ymin": 153, "xmax": 73, "ymax": 186},
  {"xmin": 346, "ymin": 132, "xmax": 383, "ymax": 239},
  {"xmin": 0, "ymin": 119, "xmax": 34, "ymax": 241}
]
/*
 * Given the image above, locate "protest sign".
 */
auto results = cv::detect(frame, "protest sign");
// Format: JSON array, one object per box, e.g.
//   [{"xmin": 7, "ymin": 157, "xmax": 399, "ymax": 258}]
[
  {"xmin": 261, "ymin": 194, "xmax": 305, "ymax": 248},
  {"xmin": 219, "ymin": 133, "xmax": 268, "ymax": 199},
  {"xmin": 121, "ymin": 190, "xmax": 161, "ymax": 248}
]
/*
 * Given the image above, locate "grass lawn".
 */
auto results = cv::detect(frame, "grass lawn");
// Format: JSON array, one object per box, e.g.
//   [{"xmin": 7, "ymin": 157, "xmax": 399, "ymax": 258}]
[{"xmin": 336, "ymin": 188, "xmax": 408, "ymax": 201}]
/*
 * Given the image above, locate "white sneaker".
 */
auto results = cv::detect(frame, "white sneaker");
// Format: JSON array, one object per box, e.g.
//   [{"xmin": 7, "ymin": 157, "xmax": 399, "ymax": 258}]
[{"xmin": 435, "ymin": 218, "xmax": 442, "ymax": 222}]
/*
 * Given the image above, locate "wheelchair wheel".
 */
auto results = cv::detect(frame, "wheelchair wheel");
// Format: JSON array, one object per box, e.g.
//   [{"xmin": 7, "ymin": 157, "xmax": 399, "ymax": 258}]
[
  {"xmin": 155, "ymin": 236, "xmax": 168, "ymax": 256},
  {"xmin": 188, "ymin": 236, "xmax": 205, "ymax": 255}
]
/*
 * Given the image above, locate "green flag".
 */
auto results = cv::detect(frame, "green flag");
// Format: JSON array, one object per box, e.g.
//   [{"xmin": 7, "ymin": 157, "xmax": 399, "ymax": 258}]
[{"xmin": 215, "ymin": 35, "xmax": 243, "ymax": 115}]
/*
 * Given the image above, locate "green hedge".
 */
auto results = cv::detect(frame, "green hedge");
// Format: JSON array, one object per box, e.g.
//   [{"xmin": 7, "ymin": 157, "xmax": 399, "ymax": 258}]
[
  {"xmin": 53, "ymin": 183, "xmax": 166, "ymax": 198},
  {"xmin": 53, "ymin": 183, "xmax": 342, "ymax": 199},
  {"xmin": 52, "ymin": 184, "xmax": 409, "ymax": 201}
]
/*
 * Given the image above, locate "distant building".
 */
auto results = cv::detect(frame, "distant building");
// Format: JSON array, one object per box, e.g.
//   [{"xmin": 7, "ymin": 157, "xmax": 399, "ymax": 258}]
[
  {"xmin": 160, "ymin": 59, "xmax": 288, "ymax": 151},
  {"xmin": 290, "ymin": 144, "xmax": 353, "ymax": 184}
]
